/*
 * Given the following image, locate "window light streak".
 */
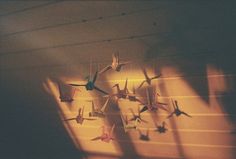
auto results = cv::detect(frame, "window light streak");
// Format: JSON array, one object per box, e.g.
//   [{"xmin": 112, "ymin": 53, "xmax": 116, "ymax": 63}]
[
  {"xmin": 160, "ymin": 66, "xmax": 234, "ymax": 156},
  {"xmin": 93, "ymin": 73, "xmax": 236, "ymax": 85},
  {"xmin": 61, "ymin": 111, "xmax": 236, "ymax": 117},
  {"xmin": 69, "ymin": 121, "xmax": 234, "ymax": 134},
  {"xmin": 44, "ymin": 78, "xmax": 123, "ymax": 156},
  {"xmin": 68, "ymin": 124, "xmax": 234, "ymax": 134},
  {"xmin": 207, "ymin": 66, "xmax": 235, "ymax": 114},
  {"xmin": 59, "ymin": 137, "xmax": 236, "ymax": 149},
  {"xmin": 69, "ymin": 126, "xmax": 236, "ymax": 151},
  {"xmin": 100, "ymin": 67, "xmax": 235, "ymax": 157},
  {"xmin": 49, "ymin": 94, "xmax": 236, "ymax": 101},
  {"xmin": 42, "ymin": 64, "xmax": 235, "ymax": 158}
]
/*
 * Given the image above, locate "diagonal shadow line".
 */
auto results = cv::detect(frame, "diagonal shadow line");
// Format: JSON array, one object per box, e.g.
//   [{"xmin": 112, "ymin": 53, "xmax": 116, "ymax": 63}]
[
  {"xmin": 0, "ymin": 32, "xmax": 170, "ymax": 56},
  {"xmin": 46, "ymin": 64, "xmax": 137, "ymax": 158},
  {"xmin": 49, "ymin": 77, "xmax": 87, "ymax": 159},
  {"xmin": 0, "ymin": 75, "xmax": 86, "ymax": 158},
  {"xmin": 138, "ymin": 60, "xmax": 186, "ymax": 157},
  {"xmin": 0, "ymin": 0, "xmax": 63, "ymax": 17},
  {"xmin": 143, "ymin": 40, "xmax": 215, "ymax": 104},
  {"xmin": 148, "ymin": 86, "xmax": 164, "ymax": 132},
  {"xmin": 158, "ymin": 76, "xmax": 186, "ymax": 158},
  {"xmin": 134, "ymin": 62, "xmax": 165, "ymax": 132},
  {"xmin": 136, "ymin": 84, "xmax": 166, "ymax": 142},
  {"xmin": 97, "ymin": 75, "xmax": 140, "ymax": 158},
  {"xmin": 0, "ymin": 6, "xmax": 161, "ymax": 38}
]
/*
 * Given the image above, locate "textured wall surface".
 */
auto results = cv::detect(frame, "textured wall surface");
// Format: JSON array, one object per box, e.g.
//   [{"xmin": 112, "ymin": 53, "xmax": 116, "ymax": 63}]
[{"xmin": 0, "ymin": 1, "xmax": 235, "ymax": 159}]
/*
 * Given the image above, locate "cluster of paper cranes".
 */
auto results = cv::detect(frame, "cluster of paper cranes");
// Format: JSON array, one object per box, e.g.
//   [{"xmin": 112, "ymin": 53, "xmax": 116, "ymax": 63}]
[{"xmin": 59, "ymin": 53, "xmax": 192, "ymax": 143}]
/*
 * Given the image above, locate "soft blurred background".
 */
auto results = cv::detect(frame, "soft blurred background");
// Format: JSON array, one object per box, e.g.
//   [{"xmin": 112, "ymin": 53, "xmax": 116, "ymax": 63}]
[{"xmin": 0, "ymin": 1, "xmax": 235, "ymax": 159}]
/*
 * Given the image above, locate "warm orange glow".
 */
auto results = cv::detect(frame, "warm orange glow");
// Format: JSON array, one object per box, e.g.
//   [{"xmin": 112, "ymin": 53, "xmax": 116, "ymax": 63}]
[
  {"xmin": 44, "ymin": 78, "xmax": 123, "ymax": 156},
  {"xmin": 44, "ymin": 65, "xmax": 236, "ymax": 158}
]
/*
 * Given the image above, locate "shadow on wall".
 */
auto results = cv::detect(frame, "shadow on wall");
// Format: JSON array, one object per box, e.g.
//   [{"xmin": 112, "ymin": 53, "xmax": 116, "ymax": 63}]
[
  {"xmin": 143, "ymin": 25, "xmax": 236, "ymax": 115},
  {"xmin": 0, "ymin": 74, "xmax": 85, "ymax": 159},
  {"xmin": 142, "ymin": 2, "xmax": 235, "ymax": 105},
  {"xmin": 78, "ymin": 71, "xmax": 141, "ymax": 158},
  {"xmin": 141, "ymin": 3, "xmax": 236, "ymax": 157},
  {"xmin": 1, "ymin": 2, "xmax": 235, "ymax": 158}
]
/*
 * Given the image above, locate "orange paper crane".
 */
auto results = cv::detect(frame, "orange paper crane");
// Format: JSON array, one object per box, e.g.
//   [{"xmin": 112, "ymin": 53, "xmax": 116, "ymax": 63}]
[
  {"xmin": 91, "ymin": 124, "xmax": 115, "ymax": 143},
  {"xmin": 106, "ymin": 78, "xmax": 129, "ymax": 101},
  {"xmin": 64, "ymin": 106, "xmax": 96, "ymax": 125}
]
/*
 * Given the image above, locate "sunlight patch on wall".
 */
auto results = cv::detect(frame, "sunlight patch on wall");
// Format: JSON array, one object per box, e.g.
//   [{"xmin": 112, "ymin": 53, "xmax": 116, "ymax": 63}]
[
  {"xmin": 42, "ymin": 65, "xmax": 235, "ymax": 158},
  {"xmin": 43, "ymin": 78, "xmax": 123, "ymax": 156}
]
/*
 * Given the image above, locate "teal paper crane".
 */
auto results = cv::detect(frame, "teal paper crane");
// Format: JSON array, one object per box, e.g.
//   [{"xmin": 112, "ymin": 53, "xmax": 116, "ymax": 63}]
[{"xmin": 69, "ymin": 71, "xmax": 108, "ymax": 95}]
